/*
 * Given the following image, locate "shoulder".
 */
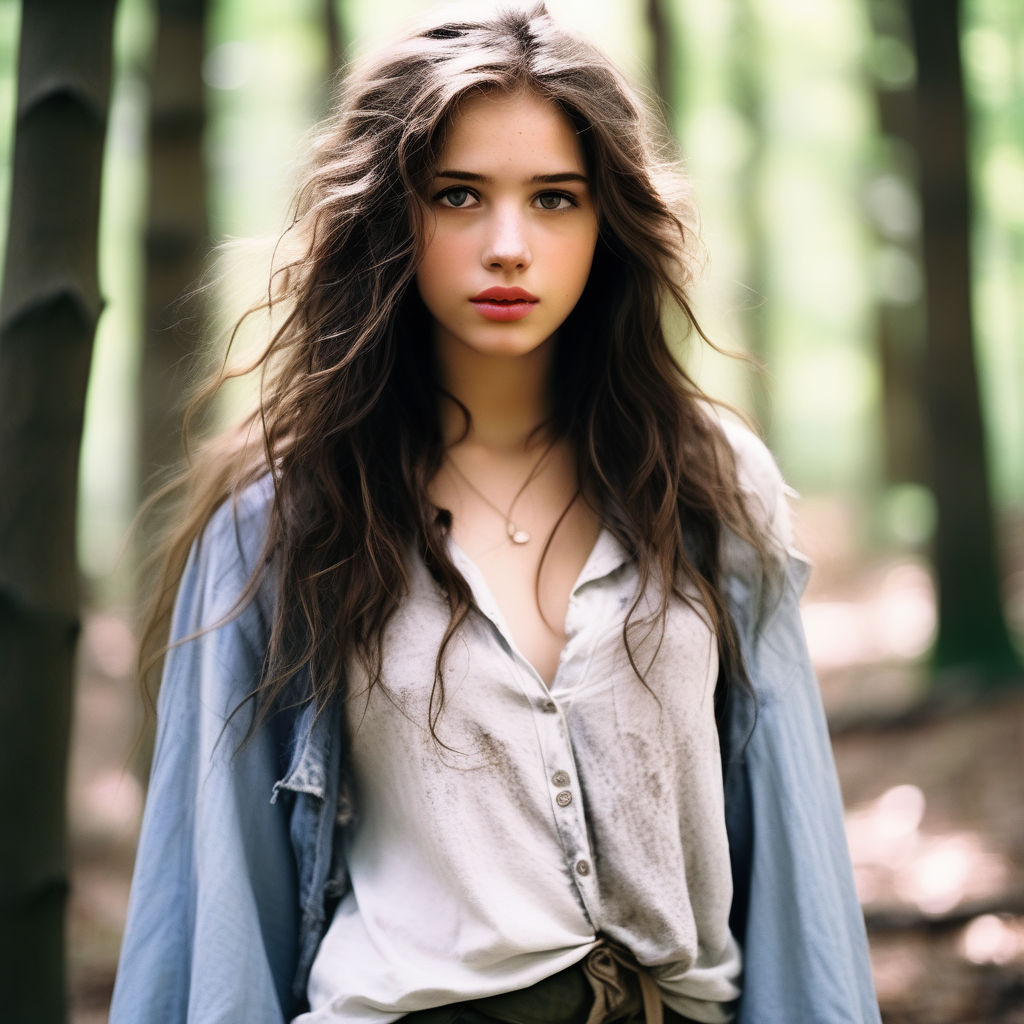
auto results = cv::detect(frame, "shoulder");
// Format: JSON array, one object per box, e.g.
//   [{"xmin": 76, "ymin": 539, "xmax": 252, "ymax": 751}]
[
  {"xmin": 195, "ymin": 472, "xmax": 276, "ymax": 581},
  {"xmin": 177, "ymin": 473, "xmax": 279, "ymax": 640},
  {"xmin": 716, "ymin": 415, "xmax": 796, "ymax": 555}
]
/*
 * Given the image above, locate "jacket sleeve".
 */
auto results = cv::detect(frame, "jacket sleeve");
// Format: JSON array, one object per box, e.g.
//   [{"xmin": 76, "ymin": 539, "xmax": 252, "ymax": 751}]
[
  {"xmin": 110, "ymin": 483, "xmax": 300, "ymax": 1024},
  {"xmin": 719, "ymin": 423, "xmax": 880, "ymax": 1023}
]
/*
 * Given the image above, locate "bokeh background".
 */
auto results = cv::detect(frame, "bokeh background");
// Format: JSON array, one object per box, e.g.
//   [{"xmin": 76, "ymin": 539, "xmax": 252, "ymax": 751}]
[{"xmin": 0, "ymin": 0, "xmax": 1022, "ymax": 1021}]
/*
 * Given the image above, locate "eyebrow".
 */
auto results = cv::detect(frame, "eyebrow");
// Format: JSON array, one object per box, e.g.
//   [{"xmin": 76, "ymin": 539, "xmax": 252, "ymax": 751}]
[{"xmin": 434, "ymin": 169, "xmax": 589, "ymax": 185}]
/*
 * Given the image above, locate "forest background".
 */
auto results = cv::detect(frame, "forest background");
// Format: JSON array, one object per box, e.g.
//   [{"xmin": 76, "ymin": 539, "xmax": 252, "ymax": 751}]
[{"xmin": 0, "ymin": 0, "xmax": 1022, "ymax": 1022}]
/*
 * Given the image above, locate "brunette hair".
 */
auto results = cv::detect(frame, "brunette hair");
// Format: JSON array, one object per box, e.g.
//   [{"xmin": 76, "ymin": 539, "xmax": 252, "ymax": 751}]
[{"xmin": 141, "ymin": 3, "xmax": 770, "ymax": 735}]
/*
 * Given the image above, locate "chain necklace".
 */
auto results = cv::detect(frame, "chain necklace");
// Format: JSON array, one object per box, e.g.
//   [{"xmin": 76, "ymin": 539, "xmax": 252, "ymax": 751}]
[{"xmin": 444, "ymin": 444, "xmax": 553, "ymax": 545}]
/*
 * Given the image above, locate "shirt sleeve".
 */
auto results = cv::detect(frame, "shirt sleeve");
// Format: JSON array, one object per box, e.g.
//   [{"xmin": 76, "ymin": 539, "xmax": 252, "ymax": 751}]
[
  {"xmin": 719, "ymin": 424, "xmax": 881, "ymax": 1023},
  {"xmin": 110, "ymin": 481, "xmax": 300, "ymax": 1024}
]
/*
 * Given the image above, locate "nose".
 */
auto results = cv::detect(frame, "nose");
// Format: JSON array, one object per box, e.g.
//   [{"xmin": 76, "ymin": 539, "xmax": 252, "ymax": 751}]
[{"xmin": 482, "ymin": 205, "xmax": 531, "ymax": 272}]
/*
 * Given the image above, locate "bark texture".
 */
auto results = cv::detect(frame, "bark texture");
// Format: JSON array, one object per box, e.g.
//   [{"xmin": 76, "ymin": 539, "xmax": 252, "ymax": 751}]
[{"xmin": 0, "ymin": 0, "xmax": 117, "ymax": 1015}]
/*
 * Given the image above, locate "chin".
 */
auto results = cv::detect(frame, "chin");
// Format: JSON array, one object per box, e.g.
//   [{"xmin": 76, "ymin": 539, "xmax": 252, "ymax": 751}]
[
  {"xmin": 482, "ymin": 341, "xmax": 546, "ymax": 358},
  {"xmin": 474, "ymin": 331, "xmax": 556, "ymax": 360}
]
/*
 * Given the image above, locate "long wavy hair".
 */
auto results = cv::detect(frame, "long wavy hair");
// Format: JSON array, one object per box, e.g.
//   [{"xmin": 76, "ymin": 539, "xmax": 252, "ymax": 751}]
[{"xmin": 141, "ymin": 3, "xmax": 770, "ymax": 736}]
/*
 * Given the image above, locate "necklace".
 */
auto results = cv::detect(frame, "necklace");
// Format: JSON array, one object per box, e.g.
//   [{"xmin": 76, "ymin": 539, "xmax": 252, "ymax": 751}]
[{"xmin": 445, "ymin": 444, "xmax": 552, "ymax": 546}]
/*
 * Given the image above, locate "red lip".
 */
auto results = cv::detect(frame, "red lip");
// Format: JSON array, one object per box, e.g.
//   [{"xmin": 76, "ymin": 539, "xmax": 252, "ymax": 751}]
[
  {"xmin": 471, "ymin": 287, "xmax": 539, "ymax": 303},
  {"xmin": 470, "ymin": 286, "xmax": 539, "ymax": 322}
]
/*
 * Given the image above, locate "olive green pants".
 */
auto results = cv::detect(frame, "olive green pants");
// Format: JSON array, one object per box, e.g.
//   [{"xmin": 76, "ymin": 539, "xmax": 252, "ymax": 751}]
[{"xmin": 399, "ymin": 941, "xmax": 701, "ymax": 1024}]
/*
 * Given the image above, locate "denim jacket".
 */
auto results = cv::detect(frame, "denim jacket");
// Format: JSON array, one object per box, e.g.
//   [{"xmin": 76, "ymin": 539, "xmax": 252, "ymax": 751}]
[{"xmin": 110, "ymin": 440, "xmax": 881, "ymax": 1024}]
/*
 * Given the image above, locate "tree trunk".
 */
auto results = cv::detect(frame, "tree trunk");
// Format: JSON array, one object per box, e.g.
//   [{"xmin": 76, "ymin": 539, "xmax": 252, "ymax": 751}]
[
  {"xmin": 319, "ymin": 0, "xmax": 347, "ymax": 116},
  {"xmin": 866, "ymin": 0, "xmax": 928, "ymax": 485},
  {"xmin": 732, "ymin": 0, "xmax": 771, "ymax": 433},
  {"xmin": 645, "ymin": 0, "xmax": 675, "ymax": 124},
  {"xmin": 132, "ymin": 0, "xmax": 209, "ymax": 782},
  {"xmin": 909, "ymin": 0, "xmax": 1020, "ymax": 685},
  {"xmin": 0, "ymin": 0, "xmax": 117, "ymax": 1016},
  {"xmin": 139, "ymin": 0, "xmax": 208, "ymax": 510},
  {"xmin": 325, "ymin": 0, "xmax": 343, "ymax": 86}
]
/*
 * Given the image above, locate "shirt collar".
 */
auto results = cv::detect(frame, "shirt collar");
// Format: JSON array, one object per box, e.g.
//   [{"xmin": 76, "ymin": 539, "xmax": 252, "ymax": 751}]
[
  {"xmin": 571, "ymin": 526, "xmax": 631, "ymax": 592},
  {"xmin": 445, "ymin": 526, "xmax": 631, "ymax": 629}
]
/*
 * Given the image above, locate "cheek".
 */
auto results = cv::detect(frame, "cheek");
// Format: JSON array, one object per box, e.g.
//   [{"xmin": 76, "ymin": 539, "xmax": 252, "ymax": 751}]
[
  {"xmin": 416, "ymin": 233, "xmax": 472, "ymax": 305},
  {"xmin": 415, "ymin": 247, "xmax": 446, "ymax": 309},
  {"xmin": 552, "ymin": 232, "xmax": 599, "ymax": 297}
]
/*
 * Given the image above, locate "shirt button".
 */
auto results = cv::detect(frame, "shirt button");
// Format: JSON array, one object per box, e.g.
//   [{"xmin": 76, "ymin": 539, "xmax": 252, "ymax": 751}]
[
  {"xmin": 576, "ymin": 860, "xmax": 591, "ymax": 876},
  {"xmin": 541, "ymin": 700, "xmax": 557, "ymax": 714},
  {"xmin": 551, "ymin": 771, "xmax": 570, "ymax": 787},
  {"xmin": 556, "ymin": 791, "xmax": 573, "ymax": 807}
]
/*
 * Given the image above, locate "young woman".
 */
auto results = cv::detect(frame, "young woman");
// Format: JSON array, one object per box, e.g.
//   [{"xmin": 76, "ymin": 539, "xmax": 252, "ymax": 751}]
[{"xmin": 110, "ymin": 6, "xmax": 879, "ymax": 1023}]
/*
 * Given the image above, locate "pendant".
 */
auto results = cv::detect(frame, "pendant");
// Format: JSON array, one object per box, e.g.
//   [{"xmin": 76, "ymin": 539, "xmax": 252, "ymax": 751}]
[{"xmin": 507, "ymin": 522, "xmax": 530, "ymax": 545}]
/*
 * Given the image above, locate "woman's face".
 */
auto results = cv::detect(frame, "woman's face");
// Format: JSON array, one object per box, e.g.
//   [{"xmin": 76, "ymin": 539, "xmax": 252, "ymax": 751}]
[{"xmin": 416, "ymin": 89, "xmax": 600, "ymax": 362}]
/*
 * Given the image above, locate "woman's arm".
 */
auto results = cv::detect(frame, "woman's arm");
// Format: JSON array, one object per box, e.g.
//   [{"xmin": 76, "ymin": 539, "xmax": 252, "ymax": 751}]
[{"xmin": 110, "ymin": 482, "xmax": 301, "ymax": 1024}]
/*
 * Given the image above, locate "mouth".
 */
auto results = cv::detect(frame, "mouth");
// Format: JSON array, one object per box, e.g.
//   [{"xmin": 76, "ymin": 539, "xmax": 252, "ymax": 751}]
[{"xmin": 470, "ymin": 287, "xmax": 539, "ymax": 322}]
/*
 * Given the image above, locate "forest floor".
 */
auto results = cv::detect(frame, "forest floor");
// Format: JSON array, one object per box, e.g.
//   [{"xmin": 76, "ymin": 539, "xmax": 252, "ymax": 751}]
[{"xmin": 66, "ymin": 498, "xmax": 1024, "ymax": 1023}]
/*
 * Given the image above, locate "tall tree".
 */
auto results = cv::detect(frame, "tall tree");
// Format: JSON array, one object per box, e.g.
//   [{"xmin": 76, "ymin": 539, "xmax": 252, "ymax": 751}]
[
  {"xmin": 139, "ymin": 0, "xmax": 208, "ymax": 518},
  {"xmin": 320, "ymin": 0, "xmax": 347, "ymax": 116},
  {"xmin": 325, "ymin": 0, "xmax": 344, "ymax": 88},
  {"xmin": 133, "ymin": 0, "xmax": 209, "ymax": 781},
  {"xmin": 0, "ymin": 0, "xmax": 118, "ymax": 1016},
  {"xmin": 732, "ymin": 0, "xmax": 771, "ymax": 433},
  {"xmin": 645, "ymin": 0, "xmax": 675, "ymax": 123},
  {"xmin": 866, "ymin": 0, "xmax": 928, "ymax": 485},
  {"xmin": 908, "ymin": 0, "xmax": 1019, "ymax": 685}
]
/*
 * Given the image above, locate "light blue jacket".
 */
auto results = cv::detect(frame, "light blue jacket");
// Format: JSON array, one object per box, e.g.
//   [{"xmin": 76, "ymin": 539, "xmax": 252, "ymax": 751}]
[{"xmin": 110, "ymin": 465, "xmax": 880, "ymax": 1023}]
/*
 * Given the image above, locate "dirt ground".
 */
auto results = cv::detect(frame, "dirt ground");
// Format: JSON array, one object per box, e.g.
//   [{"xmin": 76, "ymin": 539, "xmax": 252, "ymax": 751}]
[
  {"xmin": 831, "ymin": 688, "xmax": 1024, "ymax": 1023},
  {"xmin": 65, "ymin": 502, "xmax": 1024, "ymax": 1022}
]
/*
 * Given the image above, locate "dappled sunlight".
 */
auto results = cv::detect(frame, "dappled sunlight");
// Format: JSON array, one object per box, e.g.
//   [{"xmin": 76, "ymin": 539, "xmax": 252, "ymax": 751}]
[
  {"xmin": 894, "ymin": 833, "xmax": 1007, "ymax": 915},
  {"xmin": 846, "ymin": 784, "xmax": 1010, "ymax": 915},
  {"xmin": 960, "ymin": 914, "xmax": 1024, "ymax": 966},
  {"xmin": 69, "ymin": 770, "xmax": 144, "ymax": 845},
  {"xmin": 802, "ymin": 561, "xmax": 936, "ymax": 670},
  {"xmin": 834, "ymin": 681, "xmax": 1024, "ymax": 1020}
]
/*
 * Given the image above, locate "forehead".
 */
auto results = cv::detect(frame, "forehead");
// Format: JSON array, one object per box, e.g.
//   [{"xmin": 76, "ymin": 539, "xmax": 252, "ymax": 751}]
[{"xmin": 437, "ymin": 90, "xmax": 586, "ymax": 174}]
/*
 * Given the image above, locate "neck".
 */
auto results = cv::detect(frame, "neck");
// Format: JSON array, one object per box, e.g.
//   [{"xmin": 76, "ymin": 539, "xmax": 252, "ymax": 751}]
[{"xmin": 436, "ymin": 335, "xmax": 556, "ymax": 453}]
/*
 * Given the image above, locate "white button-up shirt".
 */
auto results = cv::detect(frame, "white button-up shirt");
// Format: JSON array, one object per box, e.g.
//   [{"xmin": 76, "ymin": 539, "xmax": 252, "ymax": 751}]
[
  {"xmin": 299, "ymin": 528, "xmax": 741, "ymax": 1024},
  {"xmin": 110, "ymin": 421, "xmax": 881, "ymax": 1024}
]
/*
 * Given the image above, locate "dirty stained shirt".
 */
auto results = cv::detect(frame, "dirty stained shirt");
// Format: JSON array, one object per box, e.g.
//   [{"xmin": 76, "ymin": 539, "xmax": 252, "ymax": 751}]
[{"xmin": 297, "ymin": 530, "xmax": 741, "ymax": 1024}]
